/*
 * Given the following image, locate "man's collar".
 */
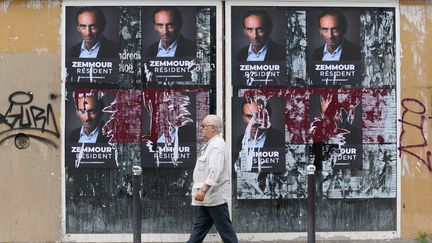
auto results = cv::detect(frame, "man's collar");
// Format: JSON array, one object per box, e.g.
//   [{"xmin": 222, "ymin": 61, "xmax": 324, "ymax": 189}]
[
  {"xmin": 81, "ymin": 36, "xmax": 103, "ymax": 52},
  {"xmin": 79, "ymin": 120, "xmax": 103, "ymax": 136},
  {"xmin": 324, "ymin": 39, "xmax": 344, "ymax": 55},
  {"xmin": 248, "ymin": 128, "xmax": 267, "ymax": 141},
  {"xmin": 206, "ymin": 133, "xmax": 221, "ymax": 143},
  {"xmin": 80, "ymin": 125, "xmax": 100, "ymax": 137},
  {"xmin": 248, "ymin": 42, "xmax": 268, "ymax": 55},
  {"xmin": 158, "ymin": 36, "xmax": 180, "ymax": 51}
]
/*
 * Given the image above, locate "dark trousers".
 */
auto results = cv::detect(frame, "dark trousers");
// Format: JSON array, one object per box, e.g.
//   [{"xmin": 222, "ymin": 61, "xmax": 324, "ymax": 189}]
[{"xmin": 187, "ymin": 203, "xmax": 238, "ymax": 243}]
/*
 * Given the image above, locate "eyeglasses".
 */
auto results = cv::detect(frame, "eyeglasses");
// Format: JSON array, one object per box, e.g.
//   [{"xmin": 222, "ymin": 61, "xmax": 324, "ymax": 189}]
[{"xmin": 200, "ymin": 124, "xmax": 214, "ymax": 129}]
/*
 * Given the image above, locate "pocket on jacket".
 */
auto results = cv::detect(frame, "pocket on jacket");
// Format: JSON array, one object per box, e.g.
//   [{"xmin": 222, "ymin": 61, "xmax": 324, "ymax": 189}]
[{"xmin": 197, "ymin": 155, "xmax": 206, "ymax": 170}]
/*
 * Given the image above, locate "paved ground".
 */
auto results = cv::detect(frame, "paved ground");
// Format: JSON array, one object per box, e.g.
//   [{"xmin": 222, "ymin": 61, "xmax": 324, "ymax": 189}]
[{"xmin": 236, "ymin": 241, "xmax": 418, "ymax": 243}]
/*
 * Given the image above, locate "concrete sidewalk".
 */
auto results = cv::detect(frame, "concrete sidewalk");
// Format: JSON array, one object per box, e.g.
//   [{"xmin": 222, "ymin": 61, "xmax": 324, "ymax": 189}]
[
  {"xmin": 235, "ymin": 241, "xmax": 419, "ymax": 243},
  {"xmin": 239, "ymin": 241, "xmax": 418, "ymax": 243}
]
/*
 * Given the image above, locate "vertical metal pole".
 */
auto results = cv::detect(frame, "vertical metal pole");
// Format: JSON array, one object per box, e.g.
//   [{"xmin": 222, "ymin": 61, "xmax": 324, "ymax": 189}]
[
  {"xmin": 132, "ymin": 166, "xmax": 142, "ymax": 243},
  {"xmin": 307, "ymin": 165, "xmax": 316, "ymax": 243}
]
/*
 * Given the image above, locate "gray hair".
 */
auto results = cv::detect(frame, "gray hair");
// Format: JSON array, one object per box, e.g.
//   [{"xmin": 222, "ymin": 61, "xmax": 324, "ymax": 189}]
[{"xmin": 206, "ymin": 114, "xmax": 222, "ymax": 133}]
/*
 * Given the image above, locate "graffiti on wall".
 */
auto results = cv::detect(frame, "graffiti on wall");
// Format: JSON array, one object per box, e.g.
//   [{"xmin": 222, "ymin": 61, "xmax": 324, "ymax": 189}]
[
  {"xmin": 398, "ymin": 98, "xmax": 432, "ymax": 172},
  {"xmin": 0, "ymin": 91, "xmax": 60, "ymax": 148}
]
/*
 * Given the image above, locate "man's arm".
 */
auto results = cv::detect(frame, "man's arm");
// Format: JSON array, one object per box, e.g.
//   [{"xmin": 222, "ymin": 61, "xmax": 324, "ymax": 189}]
[{"xmin": 194, "ymin": 183, "xmax": 210, "ymax": 201}]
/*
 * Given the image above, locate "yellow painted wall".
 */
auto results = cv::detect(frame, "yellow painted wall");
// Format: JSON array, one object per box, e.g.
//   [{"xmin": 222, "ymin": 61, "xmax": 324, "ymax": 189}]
[
  {"xmin": 0, "ymin": 1, "xmax": 62, "ymax": 242},
  {"xmin": 400, "ymin": 0, "xmax": 432, "ymax": 239}
]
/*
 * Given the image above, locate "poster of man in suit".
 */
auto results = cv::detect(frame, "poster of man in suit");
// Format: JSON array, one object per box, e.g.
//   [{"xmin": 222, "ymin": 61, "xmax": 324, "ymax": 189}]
[
  {"xmin": 65, "ymin": 89, "xmax": 117, "ymax": 168},
  {"xmin": 65, "ymin": 6, "xmax": 120, "ymax": 83},
  {"xmin": 231, "ymin": 7, "xmax": 287, "ymax": 86},
  {"xmin": 307, "ymin": 8, "xmax": 361, "ymax": 86},
  {"xmin": 141, "ymin": 6, "xmax": 200, "ymax": 84},
  {"xmin": 232, "ymin": 95, "xmax": 286, "ymax": 197}
]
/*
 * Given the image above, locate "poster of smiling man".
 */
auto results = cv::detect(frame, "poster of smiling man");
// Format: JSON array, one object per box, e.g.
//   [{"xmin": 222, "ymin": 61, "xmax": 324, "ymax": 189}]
[{"xmin": 65, "ymin": 6, "xmax": 120, "ymax": 83}]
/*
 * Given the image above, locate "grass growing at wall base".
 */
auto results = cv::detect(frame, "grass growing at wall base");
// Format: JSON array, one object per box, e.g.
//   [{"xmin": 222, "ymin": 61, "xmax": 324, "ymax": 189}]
[{"xmin": 416, "ymin": 232, "xmax": 430, "ymax": 243}]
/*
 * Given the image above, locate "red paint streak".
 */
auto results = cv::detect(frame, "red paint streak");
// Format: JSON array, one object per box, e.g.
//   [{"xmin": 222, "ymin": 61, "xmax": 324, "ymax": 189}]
[
  {"xmin": 285, "ymin": 88, "xmax": 310, "ymax": 143},
  {"xmin": 310, "ymin": 88, "xmax": 362, "ymax": 144},
  {"xmin": 398, "ymin": 98, "xmax": 432, "ymax": 171},
  {"xmin": 94, "ymin": 88, "xmax": 208, "ymax": 144},
  {"xmin": 103, "ymin": 89, "xmax": 142, "ymax": 143},
  {"xmin": 241, "ymin": 88, "xmax": 310, "ymax": 143},
  {"xmin": 142, "ymin": 88, "xmax": 208, "ymax": 143},
  {"xmin": 377, "ymin": 135, "xmax": 385, "ymax": 144},
  {"xmin": 362, "ymin": 89, "xmax": 390, "ymax": 143},
  {"xmin": 239, "ymin": 88, "xmax": 365, "ymax": 144}
]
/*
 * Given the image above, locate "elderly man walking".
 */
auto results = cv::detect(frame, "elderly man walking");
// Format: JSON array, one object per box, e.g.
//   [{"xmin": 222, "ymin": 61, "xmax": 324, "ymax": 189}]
[{"xmin": 186, "ymin": 115, "xmax": 238, "ymax": 243}]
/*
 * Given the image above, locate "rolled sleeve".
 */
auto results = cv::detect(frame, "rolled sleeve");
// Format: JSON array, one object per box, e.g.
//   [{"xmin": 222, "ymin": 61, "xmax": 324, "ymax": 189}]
[{"xmin": 204, "ymin": 147, "xmax": 224, "ymax": 187}]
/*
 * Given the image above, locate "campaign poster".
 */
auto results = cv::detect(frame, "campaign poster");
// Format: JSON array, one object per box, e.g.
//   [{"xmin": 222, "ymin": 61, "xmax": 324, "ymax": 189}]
[
  {"xmin": 232, "ymin": 95, "xmax": 286, "ymax": 198},
  {"xmin": 307, "ymin": 8, "xmax": 361, "ymax": 86},
  {"xmin": 141, "ymin": 6, "xmax": 215, "ymax": 85},
  {"xmin": 65, "ymin": 6, "xmax": 120, "ymax": 83},
  {"xmin": 65, "ymin": 89, "xmax": 117, "ymax": 168},
  {"xmin": 141, "ymin": 90, "xmax": 198, "ymax": 167},
  {"xmin": 231, "ymin": 7, "xmax": 287, "ymax": 86},
  {"xmin": 309, "ymin": 90, "xmax": 363, "ymax": 169}
]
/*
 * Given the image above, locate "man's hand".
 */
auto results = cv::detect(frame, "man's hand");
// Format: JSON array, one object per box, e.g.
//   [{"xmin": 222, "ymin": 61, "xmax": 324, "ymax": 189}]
[
  {"xmin": 194, "ymin": 189, "xmax": 206, "ymax": 201},
  {"xmin": 320, "ymin": 94, "xmax": 332, "ymax": 114}
]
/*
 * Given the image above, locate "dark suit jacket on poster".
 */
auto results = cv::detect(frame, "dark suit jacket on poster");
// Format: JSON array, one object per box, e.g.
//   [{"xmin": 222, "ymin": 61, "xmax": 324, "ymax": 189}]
[
  {"xmin": 69, "ymin": 36, "xmax": 119, "ymax": 58},
  {"xmin": 68, "ymin": 123, "xmax": 110, "ymax": 144},
  {"xmin": 146, "ymin": 35, "xmax": 197, "ymax": 57},
  {"xmin": 339, "ymin": 105, "xmax": 362, "ymax": 145},
  {"xmin": 237, "ymin": 39, "xmax": 286, "ymax": 61},
  {"xmin": 233, "ymin": 127, "xmax": 285, "ymax": 162},
  {"xmin": 312, "ymin": 39, "xmax": 361, "ymax": 61}
]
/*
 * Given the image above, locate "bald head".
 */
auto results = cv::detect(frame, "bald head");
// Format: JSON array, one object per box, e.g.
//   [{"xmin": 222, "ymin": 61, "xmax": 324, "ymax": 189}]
[
  {"xmin": 205, "ymin": 114, "xmax": 222, "ymax": 133},
  {"xmin": 200, "ymin": 114, "xmax": 222, "ymax": 141}
]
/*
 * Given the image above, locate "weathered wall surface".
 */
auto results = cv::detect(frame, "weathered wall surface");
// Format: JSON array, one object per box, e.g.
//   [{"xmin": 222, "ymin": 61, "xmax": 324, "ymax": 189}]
[
  {"xmin": 400, "ymin": 0, "xmax": 432, "ymax": 239},
  {"xmin": 0, "ymin": 1, "xmax": 61, "ymax": 242}
]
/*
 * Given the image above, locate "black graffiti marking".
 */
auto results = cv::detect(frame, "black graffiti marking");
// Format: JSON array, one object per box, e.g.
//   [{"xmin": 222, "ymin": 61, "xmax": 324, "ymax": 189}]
[
  {"xmin": 49, "ymin": 93, "xmax": 59, "ymax": 100},
  {"xmin": 0, "ymin": 91, "xmax": 60, "ymax": 147},
  {"xmin": 9, "ymin": 91, "xmax": 33, "ymax": 104}
]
